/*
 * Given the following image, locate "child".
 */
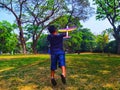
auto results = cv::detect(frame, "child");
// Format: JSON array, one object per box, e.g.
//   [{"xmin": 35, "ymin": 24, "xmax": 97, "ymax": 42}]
[{"xmin": 47, "ymin": 25, "xmax": 66, "ymax": 86}]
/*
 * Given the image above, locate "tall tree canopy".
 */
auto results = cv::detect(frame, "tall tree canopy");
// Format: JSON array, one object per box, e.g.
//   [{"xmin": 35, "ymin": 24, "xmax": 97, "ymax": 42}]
[
  {"xmin": 93, "ymin": 0, "xmax": 120, "ymax": 54},
  {"xmin": 23, "ymin": 0, "xmax": 66, "ymax": 53},
  {"xmin": 0, "ymin": 0, "xmax": 27, "ymax": 54},
  {"xmin": 0, "ymin": 0, "xmax": 94, "ymax": 54},
  {"xmin": 23, "ymin": 0, "xmax": 94, "ymax": 53},
  {"xmin": 64, "ymin": 0, "xmax": 94, "ymax": 26}
]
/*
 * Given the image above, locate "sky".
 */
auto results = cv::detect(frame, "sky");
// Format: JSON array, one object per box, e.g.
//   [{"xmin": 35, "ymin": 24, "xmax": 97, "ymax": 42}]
[
  {"xmin": 81, "ymin": 14, "xmax": 112, "ymax": 35},
  {"xmin": 81, "ymin": 0, "xmax": 112, "ymax": 34},
  {"xmin": 0, "ymin": 0, "xmax": 112, "ymax": 35}
]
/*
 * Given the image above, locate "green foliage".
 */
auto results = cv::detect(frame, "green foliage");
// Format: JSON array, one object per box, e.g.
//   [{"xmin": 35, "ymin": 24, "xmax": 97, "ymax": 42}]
[
  {"xmin": 94, "ymin": 0, "xmax": 120, "ymax": 24},
  {"xmin": 64, "ymin": 30, "xmax": 82, "ymax": 53},
  {"xmin": 37, "ymin": 34, "xmax": 49, "ymax": 53},
  {"xmin": 94, "ymin": 31, "xmax": 109, "ymax": 53},
  {"xmin": 39, "ymin": 0, "xmax": 54, "ymax": 10},
  {"xmin": 80, "ymin": 29, "xmax": 96, "ymax": 52},
  {"xmin": 0, "ymin": 0, "xmax": 94, "ymax": 54},
  {"xmin": 51, "ymin": 15, "xmax": 82, "ymax": 29},
  {"xmin": 36, "ymin": 27, "xmax": 95, "ymax": 53},
  {"xmin": 104, "ymin": 40, "xmax": 117, "ymax": 53},
  {"xmin": 24, "ymin": 24, "xmax": 42, "ymax": 39},
  {"xmin": 26, "ymin": 42, "xmax": 32, "ymax": 53},
  {"xmin": 0, "ymin": 21, "xmax": 18, "ymax": 53},
  {"xmin": 64, "ymin": 28, "xmax": 95, "ymax": 53}
]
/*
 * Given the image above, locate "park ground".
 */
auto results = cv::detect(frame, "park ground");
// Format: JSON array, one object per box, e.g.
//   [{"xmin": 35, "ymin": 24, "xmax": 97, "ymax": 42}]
[{"xmin": 0, "ymin": 53, "xmax": 120, "ymax": 90}]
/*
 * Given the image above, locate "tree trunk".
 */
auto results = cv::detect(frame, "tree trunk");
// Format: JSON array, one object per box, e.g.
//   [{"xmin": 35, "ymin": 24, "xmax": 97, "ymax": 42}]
[
  {"xmin": 32, "ymin": 27, "xmax": 45, "ymax": 54},
  {"xmin": 18, "ymin": 20, "xmax": 27, "ymax": 54},
  {"xmin": 112, "ymin": 25, "xmax": 120, "ymax": 54},
  {"xmin": 32, "ymin": 39, "xmax": 37, "ymax": 54},
  {"xmin": 117, "ymin": 40, "xmax": 120, "ymax": 54},
  {"xmin": 19, "ymin": 30, "xmax": 27, "ymax": 54}
]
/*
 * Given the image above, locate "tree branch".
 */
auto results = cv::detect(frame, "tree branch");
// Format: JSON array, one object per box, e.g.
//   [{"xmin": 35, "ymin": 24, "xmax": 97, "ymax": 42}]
[{"xmin": 0, "ymin": 2, "xmax": 18, "ymax": 19}]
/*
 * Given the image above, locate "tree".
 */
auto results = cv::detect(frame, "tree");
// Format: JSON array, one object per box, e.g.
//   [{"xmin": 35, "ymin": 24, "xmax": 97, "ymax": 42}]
[
  {"xmin": 64, "ymin": 28, "xmax": 95, "ymax": 53},
  {"xmin": 51, "ymin": 15, "xmax": 82, "ymax": 29},
  {"xmin": 64, "ymin": 30, "xmax": 82, "ymax": 53},
  {"xmin": 95, "ymin": 31, "xmax": 109, "ymax": 53},
  {"xmin": 65, "ymin": 0, "xmax": 94, "ymax": 27},
  {"xmin": 0, "ymin": 0, "xmax": 95, "ymax": 54},
  {"xmin": 80, "ymin": 28, "xmax": 96, "ymax": 52},
  {"xmin": 0, "ymin": 21, "xmax": 18, "ymax": 53},
  {"xmin": 50, "ymin": 13, "xmax": 95, "ymax": 53},
  {"xmin": 23, "ymin": 0, "xmax": 94, "ymax": 54},
  {"xmin": 26, "ymin": 41, "xmax": 32, "ymax": 53},
  {"xmin": 105, "ymin": 28, "xmax": 114, "ymax": 40},
  {"xmin": 23, "ymin": 0, "xmax": 66, "ymax": 54},
  {"xmin": 49, "ymin": 14, "xmax": 83, "ymax": 53},
  {"xmin": 37, "ymin": 34, "xmax": 48, "ymax": 53},
  {"xmin": 0, "ymin": 0, "xmax": 27, "ymax": 54},
  {"xmin": 105, "ymin": 40, "xmax": 117, "ymax": 53},
  {"xmin": 93, "ymin": 0, "xmax": 120, "ymax": 54}
]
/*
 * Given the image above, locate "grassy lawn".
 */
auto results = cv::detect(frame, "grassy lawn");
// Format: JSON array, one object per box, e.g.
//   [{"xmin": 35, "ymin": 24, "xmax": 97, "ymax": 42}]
[{"xmin": 0, "ymin": 53, "xmax": 120, "ymax": 90}]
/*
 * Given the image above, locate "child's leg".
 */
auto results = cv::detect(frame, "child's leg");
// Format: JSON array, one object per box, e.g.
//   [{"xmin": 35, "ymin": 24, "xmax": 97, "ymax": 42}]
[
  {"xmin": 51, "ymin": 70, "xmax": 57, "ymax": 86},
  {"xmin": 50, "ymin": 54, "xmax": 57, "ymax": 78},
  {"xmin": 50, "ymin": 55, "xmax": 57, "ymax": 86},
  {"xmin": 58, "ymin": 53, "xmax": 66, "ymax": 77},
  {"xmin": 51, "ymin": 70, "xmax": 55, "ymax": 78},
  {"xmin": 61, "ymin": 66, "xmax": 66, "ymax": 84},
  {"xmin": 61, "ymin": 66, "xmax": 66, "ymax": 77}
]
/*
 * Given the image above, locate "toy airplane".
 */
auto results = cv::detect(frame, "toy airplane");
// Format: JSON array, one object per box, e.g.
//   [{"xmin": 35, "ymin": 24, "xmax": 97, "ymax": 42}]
[{"xmin": 58, "ymin": 26, "xmax": 76, "ymax": 38}]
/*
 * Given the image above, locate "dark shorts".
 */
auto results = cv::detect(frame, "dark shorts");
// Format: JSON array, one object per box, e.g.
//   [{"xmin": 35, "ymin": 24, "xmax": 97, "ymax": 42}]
[{"xmin": 50, "ymin": 50, "xmax": 65, "ymax": 70}]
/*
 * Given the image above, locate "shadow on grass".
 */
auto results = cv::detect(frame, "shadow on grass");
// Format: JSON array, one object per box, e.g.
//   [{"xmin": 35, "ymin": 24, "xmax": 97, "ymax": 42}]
[{"xmin": 0, "ymin": 54, "xmax": 120, "ymax": 90}]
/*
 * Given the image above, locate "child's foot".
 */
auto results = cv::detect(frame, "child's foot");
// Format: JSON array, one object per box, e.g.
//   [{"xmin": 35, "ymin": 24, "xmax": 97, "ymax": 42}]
[
  {"xmin": 61, "ymin": 74, "xmax": 66, "ymax": 84},
  {"xmin": 51, "ymin": 78, "xmax": 57, "ymax": 86}
]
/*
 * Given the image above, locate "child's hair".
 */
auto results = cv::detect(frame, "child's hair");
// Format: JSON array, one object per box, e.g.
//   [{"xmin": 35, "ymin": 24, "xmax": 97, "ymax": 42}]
[{"xmin": 48, "ymin": 25, "xmax": 57, "ymax": 34}]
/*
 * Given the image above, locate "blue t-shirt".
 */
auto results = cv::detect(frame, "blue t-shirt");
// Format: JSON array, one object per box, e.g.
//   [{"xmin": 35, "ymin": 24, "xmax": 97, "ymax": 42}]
[{"xmin": 47, "ymin": 34, "xmax": 65, "ymax": 54}]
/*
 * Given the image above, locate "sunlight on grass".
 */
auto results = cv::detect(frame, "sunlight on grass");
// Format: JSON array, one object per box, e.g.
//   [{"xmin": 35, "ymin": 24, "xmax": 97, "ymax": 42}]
[
  {"xmin": 66, "ymin": 86, "xmax": 78, "ymax": 90},
  {"xmin": 0, "ymin": 80, "xmax": 7, "ymax": 90},
  {"xmin": 80, "ymin": 78, "xmax": 88, "ymax": 83},
  {"xmin": 9, "ymin": 77, "xmax": 24, "ymax": 82},
  {"xmin": 39, "ymin": 67, "xmax": 46, "ymax": 70},
  {"xmin": 0, "ymin": 54, "xmax": 49, "ymax": 60},
  {"xmin": 0, "ymin": 67, "xmax": 14, "ymax": 72},
  {"xmin": 103, "ymin": 83, "xmax": 114, "ymax": 88},
  {"xmin": 0, "ymin": 54, "xmax": 120, "ymax": 89},
  {"xmin": 98, "ymin": 70, "xmax": 111, "ymax": 74},
  {"xmin": 69, "ymin": 74, "xmax": 79, "ymax": 78},
  {"xmin": 103, "ymin": 65, "xmax": 110, "ymax": 68},
  {"xmin": 84, "ymin": 74, "xmax": 96, "ymax": 78},
  {"xmin": 41, "ymin": 86, "xmax": 53, "ymax": 90},
  {"xmin": 18, "ymin": 84, "xmax": 38, "ymax": 90}
]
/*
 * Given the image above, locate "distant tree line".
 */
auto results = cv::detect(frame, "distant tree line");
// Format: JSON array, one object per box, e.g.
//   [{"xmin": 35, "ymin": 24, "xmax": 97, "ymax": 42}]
[
  {"xmin": 36, "ymin": 26, "xmax": 117, "ymax": 54},
  {"xmin": 0, "ymin": 20, "xmax": 117, "ymax": 54}
]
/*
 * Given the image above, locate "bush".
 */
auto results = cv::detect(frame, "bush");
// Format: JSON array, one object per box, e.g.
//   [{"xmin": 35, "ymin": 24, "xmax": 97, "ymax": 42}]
[{"xmin": 104, "ymin": 40, "xmax": 117, "ymax": 53}]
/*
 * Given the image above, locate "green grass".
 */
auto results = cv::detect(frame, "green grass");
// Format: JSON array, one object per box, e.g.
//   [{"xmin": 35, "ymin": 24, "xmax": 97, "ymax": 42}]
[{"xmin": 0, "ymin": 53, "xmax": 120, "ymax": 90}]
